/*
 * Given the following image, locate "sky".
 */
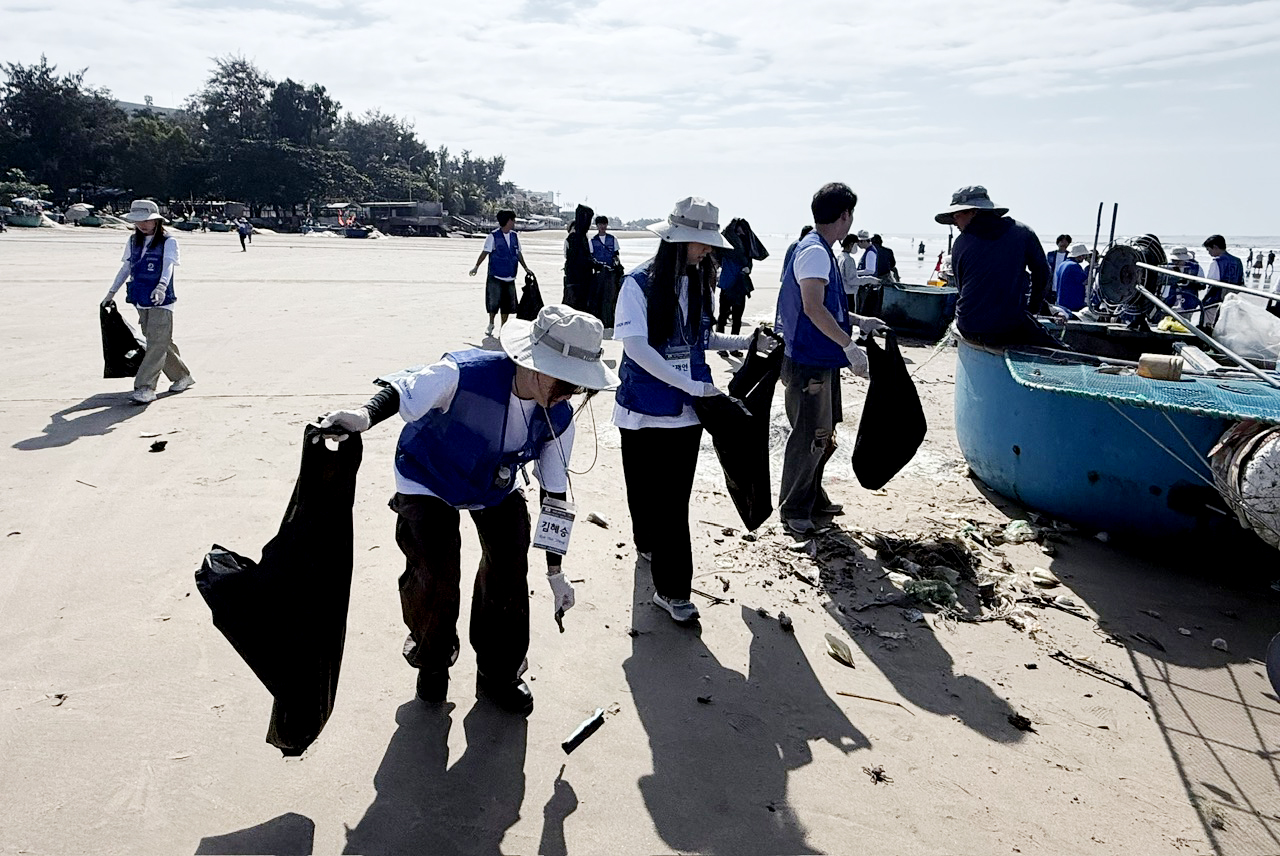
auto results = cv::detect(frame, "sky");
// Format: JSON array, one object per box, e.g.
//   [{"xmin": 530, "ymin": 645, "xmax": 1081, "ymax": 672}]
[{"xmin": 3, "ymin": 0, "xmax": 1278, "ymax": 238}]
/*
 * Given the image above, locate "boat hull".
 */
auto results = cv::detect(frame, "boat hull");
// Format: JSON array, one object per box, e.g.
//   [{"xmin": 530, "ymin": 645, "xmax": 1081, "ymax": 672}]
[
  {"xmin": 4, "ymin": 213, "xmax": 42, "ymax": 227},
  {"xmin": 881, "ymin": 283, "xmax": 957, "ymax": 339},
  {"xmin": 954, "ymin": 338, "xmax": 1232, "ymax": 535},
  {"xmin": 208, "ymin": 222, "xmax": 234, "ymax": 232},
  {"xmin": 174, "ymin": 220, "xmax": 200, "ymax": 232}
]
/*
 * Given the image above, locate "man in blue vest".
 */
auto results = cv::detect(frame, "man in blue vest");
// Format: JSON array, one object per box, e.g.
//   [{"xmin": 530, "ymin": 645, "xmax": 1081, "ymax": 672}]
[
  {"xmin": 1052, "ymin": 243, "xmax": 1090, "ymax": 311},
  {"xmin": 1045, "ymin": 234, "xmax": 1071, "ymax": 282},
  {"xmin": 1201, "ymin": 234, "xmax": 1244, "ymax": 331},
  {"xmin": 470, "ymin": 210, "xmax": 534, "ymax": 337},
  {"xmin": 590, "ymin": 215, "xmax": 623, "ymax": 333},
  {"xmin": 776, "ymin": 183, "xmax": 887, "ymax": 537},
  {"xmin": 320, "ymin": 305, "xmax": 617, "ymax": 715}
]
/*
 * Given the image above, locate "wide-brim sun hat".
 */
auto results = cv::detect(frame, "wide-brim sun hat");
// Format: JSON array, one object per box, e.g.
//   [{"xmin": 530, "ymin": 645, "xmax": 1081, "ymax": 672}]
[
  {"xmin": 1169, "ymin": 246, "xmax": 1194, "ymax": 261},
  {"xmin": 1069, "ymin": 242, "xmax": 1090, "ymax": 258},
  {"xmin": 935, "ymin": 185, "xmax": 1008, "ymax": 225},
  {"xmin": 501, "ymin": 304, "xmax": 620, "ymax": 391},
  {"xmin": 856, "ymin": 230, "xmax": 872, "ymax": 241},
  {"xmin": 123, "ymin": 199, "xmax": 166, "ymax": 223},
  {"xmin": 647, "ymin": 196, "xmax": 732, "ymax": 249}
]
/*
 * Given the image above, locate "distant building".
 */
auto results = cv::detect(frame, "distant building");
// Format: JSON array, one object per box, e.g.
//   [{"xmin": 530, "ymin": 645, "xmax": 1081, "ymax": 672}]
[{"xmin": 116, "ymin": 99, "xmax": 183, "ymax": 119}]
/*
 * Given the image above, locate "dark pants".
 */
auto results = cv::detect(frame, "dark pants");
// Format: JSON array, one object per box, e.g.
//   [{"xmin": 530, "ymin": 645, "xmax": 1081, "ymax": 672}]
[
  {"xmin": 620, "ymin": 425, "xmax": 703, "ymax": 600},
  {"xmin": 854, "ymin": 284, "xmax": 883, "ymax": 317},
  {"xmin": 392, "ymin": 490, "xmax": 531, "ymax": 681},
  {"xmin": 716, "ymin": 293, "xmax": 746, "ymax": 335},
  {"xmin": 779, "ymin": 357, "xmax": 842, "ymax": 521},
  {"xmin": 594, "ymin": 268, "xmax": 620, "ymax": 328},
  {"xmin": 238, "ymin": 232, "xmax": 247, "ymax": 251}
]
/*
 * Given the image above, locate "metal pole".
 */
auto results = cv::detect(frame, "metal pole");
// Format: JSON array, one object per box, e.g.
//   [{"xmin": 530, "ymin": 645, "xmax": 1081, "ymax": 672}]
[
  {"xmin": 1107, "ymin": 202, "xmax": 1118, "ymax": 247},
  {"xmin": 1136, "ymin": 262, "xmax": 1278, "ymax": 301},
  {"xmin": 1135, "ymin": 283, "xmax": 1280, "ymax": 389},
  {"xmin": 1086, "ymin": 202, "xmax": 1104, "ymax": 296}
]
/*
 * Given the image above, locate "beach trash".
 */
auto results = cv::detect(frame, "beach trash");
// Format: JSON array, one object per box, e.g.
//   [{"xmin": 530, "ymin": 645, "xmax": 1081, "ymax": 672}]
[
  {"xmin": 824, "ymin": 633, "xmax": 857, "ymax": 668},
  {"xmin": 561, "ymin": 708, "xmax": 606, "ymax": 754},
  {"xmin": 1030, "ymin": 567, "xmax": 1060, "ymax": 588},
  {"xmin": 1001, "ymin": 520, "xmax": 1042, "ymax": 543},
  {"xmin": 1211, "ymin": 638, "xmax": 1229, "ymax": 652},
  {"xmin": 903, "ymin": 579, "xmax": 957, "ymax": 607}
]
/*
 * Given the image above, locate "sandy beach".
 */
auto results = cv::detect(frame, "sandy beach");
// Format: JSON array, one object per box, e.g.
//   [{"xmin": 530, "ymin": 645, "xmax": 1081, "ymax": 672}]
[{"xmin": 1, "ymin": 226, "xmax": 1278, "ymax": 856}]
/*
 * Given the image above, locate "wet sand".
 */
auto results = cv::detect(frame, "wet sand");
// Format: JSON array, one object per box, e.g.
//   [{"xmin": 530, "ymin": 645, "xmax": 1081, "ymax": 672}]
[{"xmin": 1, "ymin": 226, "xmax": 1277, "ymax": 855}]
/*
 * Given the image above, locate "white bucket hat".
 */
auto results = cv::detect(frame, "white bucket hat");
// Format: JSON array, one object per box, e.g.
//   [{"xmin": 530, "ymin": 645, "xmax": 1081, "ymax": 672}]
[
  {"xmin": 935, "ymin": 185, "xmax": 1008, "ymax": 225},
  {"xmin": 855, "ymin": 230, "xmax": 872, "ymax": 241},
  {"xmin": 500, "ymin": 304, "xmax": 620, "ymax": 391},
  {"xmin": 1169, "ymin": 246, "xmax": 1194, "ymax": 261},
  {"xmin": 647, "ymin": 197, "xmax": 732, "ymax": 249},
  {"xmin": 1069, "ymin": 242, "xmax": 1090, "ymax": 258},
  {"xmin": 123, "ymin": 199, "xmax": 166, "ymax": 223}
]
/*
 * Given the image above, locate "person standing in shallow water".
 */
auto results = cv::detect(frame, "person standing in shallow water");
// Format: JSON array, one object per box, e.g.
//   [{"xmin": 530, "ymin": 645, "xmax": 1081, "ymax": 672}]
[{"xmin": 100, "ymin": 199, "xmax": 195, "ymax": 405}]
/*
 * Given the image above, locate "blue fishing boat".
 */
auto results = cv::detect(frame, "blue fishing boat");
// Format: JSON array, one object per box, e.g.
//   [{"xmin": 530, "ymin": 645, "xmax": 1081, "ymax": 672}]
[
  {"xmin": 953, "ymin": 337, "xmax": 1280, "ymax": 536},
  {"xmin": 880, "ymin": 282, "xmax": 957, "ymax": 340}
]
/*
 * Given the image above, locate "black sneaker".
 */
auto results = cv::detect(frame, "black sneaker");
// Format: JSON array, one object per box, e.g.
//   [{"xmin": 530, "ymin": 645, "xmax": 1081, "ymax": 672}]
[
  {"xmin": 813, "ymin": 503, "xmax": 845, "ymax": 518},
  {"xmin": 476, "ymin": 672, "xmax": 534, "ymax": 716},
  {"xmin": 416, "ymin": 669, "xmax": 449, "ymax": 704}
]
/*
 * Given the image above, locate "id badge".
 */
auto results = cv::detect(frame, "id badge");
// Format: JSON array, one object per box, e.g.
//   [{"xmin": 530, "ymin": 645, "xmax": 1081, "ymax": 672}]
[
  {"xmin": 532, "ymin": 498, "xmax": 576, "ymax": 556},
  {"xmin": 665, "ymin": 345, "xmax": 692, "ymax": 377}
]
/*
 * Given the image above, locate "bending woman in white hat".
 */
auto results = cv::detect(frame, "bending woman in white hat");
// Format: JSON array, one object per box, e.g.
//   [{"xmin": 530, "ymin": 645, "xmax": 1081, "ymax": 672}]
[
  {"xmin": 319, "ymin": 304, "xmax": 618, "ymax": 715},
  {"xmin": 614, "ymin": 197, "xmax": 755, "ymax": 625},
  {"xmin": 101, "ymin": 199, "xmax": 195, "ymax": 405}
]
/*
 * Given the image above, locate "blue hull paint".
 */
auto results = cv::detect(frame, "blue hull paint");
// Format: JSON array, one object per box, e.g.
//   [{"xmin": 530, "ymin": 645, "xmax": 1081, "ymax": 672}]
[{"xmin": 954, "ymin": 338, "xmax": 1232, "ymax": 535}]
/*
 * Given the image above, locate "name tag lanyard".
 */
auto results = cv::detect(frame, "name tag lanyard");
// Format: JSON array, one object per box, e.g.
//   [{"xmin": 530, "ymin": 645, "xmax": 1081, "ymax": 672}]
[{"xmin": 523, "ymin": 401, "xmax": 577, "ymax": 556}]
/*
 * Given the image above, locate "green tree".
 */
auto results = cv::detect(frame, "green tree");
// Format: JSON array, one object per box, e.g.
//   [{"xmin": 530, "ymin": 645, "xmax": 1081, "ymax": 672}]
[
  {"xmin": 189, "ymin": 55, "xmax": 273, "ymax": 145},
  {"xmin": 268, "ymin": 79, "xmax": 340, "ymax": 146},
  {"xmin": 118, "ymin": 115, "xmax": 196, "ymax": 200},
  {"xmin": 0, "ymin": 167, "xmax": 51, "ymax": 206}
]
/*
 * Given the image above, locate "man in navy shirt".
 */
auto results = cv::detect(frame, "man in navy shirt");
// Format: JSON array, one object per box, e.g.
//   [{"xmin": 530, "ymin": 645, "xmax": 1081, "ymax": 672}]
[{"xmin": 936, "ymin": 186, "xmax": 1058, "ymax": 348}]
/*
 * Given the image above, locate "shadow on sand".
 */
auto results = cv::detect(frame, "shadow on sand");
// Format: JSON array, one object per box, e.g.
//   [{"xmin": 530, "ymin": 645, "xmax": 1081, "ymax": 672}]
[
  {"xmin": 623, "ymin": 559, "xmax": 868, "ymax": 855},
  {"xmin": 195, "ymin": 812, "xmax": 315, "ymax": 855},
  {"xmin": 12, "ymin": 392, "xmax": 146, "ymax": 450}
]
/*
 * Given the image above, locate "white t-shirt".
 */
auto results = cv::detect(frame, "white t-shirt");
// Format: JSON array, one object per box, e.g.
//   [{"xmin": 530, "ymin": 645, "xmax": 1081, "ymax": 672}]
[
  {"xmin": 391, "ymin": 357, "xmax": 576, "ymax": 505},
  {"xmin": 794, "ymin": 242, "xmax": 836, "ymax": 283},
  {"xmin": 110, "ymin": 234, "xmax": 181, "ymax": 312},
  {"xmin": 482, "ymin": 230, "xmax": 518, "ymax": 281}
]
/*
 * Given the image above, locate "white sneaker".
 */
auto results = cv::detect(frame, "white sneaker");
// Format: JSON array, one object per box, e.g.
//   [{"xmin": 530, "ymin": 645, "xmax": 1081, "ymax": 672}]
[
  {"xmin": 653, "ymin": 592, "xmax": 700, "ymax": 623},
  {"xmin": 169, "ymin": 376, "xmax": 195, "ymax": 393},
  {"xmin": 485, "ymin": 321, "xmax": 495, "ymax": 337},
  {"xmin": 130, "ymin": 387, "xmax": 156, "ymax": 405}
]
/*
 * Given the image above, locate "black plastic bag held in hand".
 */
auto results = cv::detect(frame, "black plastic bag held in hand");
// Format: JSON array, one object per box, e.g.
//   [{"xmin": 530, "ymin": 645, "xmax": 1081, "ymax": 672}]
[
  {"xmin": 692, "ymin": 329, "xmax": 784, "ymax": 530},
  {"xmin": 196, "ymin": 424, "xmax": 363, "ymax": 756},
  {"xmin": 516, "ymin": 271, "xmax": 544, "ymax": 321},
  {"xmin": 100, "ymin": 301, "xmax": 146, "ymax": 378},
  {"xmin": 852, "ymin": 332, "xmax": 926, "ymax": 490}
]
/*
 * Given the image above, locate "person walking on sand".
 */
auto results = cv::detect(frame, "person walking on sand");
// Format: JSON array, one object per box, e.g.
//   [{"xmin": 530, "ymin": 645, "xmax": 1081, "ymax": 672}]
[
  {"xmin": 590, "ymin": 214, "xmax": 622, "ymax": 332},
  {"xmin": 918, "ymin": 240, "xmax": 926, "ymax": 261},
  {"xmin": 562, "ymin": 204, "xmax": 596, "ymax": 314},
  {"xmin": 237, "ymin": 219, "xmax": 252, "ymax": 251},
  {"xmin": 318, "ymin": 304, "xmax": 617, "ymax": 714},
  {"xmin": 1267, "ymin": 250, "xmax": 1276, "ymax": 280},
  {"xmin": 100, "ymin": 200, "xmax": 195, "ymax": 405},
  {"xmin": 776, "ymin": 183, "xmax": 887, "ymax": 538},
  {"xmin": 470, "ymin": 210, "xmax": 533, "ymax": 338},
  {"xmin": 614, "ymin": 197, "xmax": 761, "ymax": 625}
]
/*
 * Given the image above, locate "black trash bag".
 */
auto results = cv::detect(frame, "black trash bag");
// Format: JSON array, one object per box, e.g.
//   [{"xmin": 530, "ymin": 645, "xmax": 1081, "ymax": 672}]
[
  {"xmin": 852, "ymin": 332, "xmax": 926, "ymax": 490},
  {"xmin": 100, "ymin": 301, "xmax": 146, "ymax": 378},
  {"xmin": 196, "ymin": 424, "xmax": 363, "ymax": 756},
  {"xmin": 516, "ymin": 271, "xmax": 544, "ymax": 321},
  {"xmin": 692, "ymin": 329, "xmax": 784, "ymax": 530}
]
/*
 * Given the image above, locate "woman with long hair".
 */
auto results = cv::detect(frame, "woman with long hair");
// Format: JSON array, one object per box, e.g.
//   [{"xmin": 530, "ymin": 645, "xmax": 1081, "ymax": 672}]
[
  {"xmin": 101, "ymin": 199, "xmax": 194, "ymax": 404},
  {"xmin": 613, "ymin": 197, "xmax": 754, "ymax": 624}
]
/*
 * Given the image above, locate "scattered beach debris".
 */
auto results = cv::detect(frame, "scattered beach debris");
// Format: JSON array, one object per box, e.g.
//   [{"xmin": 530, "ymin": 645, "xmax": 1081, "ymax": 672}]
[
  {"xmin": 585, "ymin": 512, "xmax": 609, "ymax": 529},
  {"xmin": 47, "ymin": 693, "xmax": 68, "ymax": 707},
  {"xmin": 790, "ymin": 569, "xmax": 817, "ymax": 587},
  {"xmin": 561, "ymin": 708, "xmax": 606, "ymax": 754},
  {"xmin": 1024, "ymin": 663, "xmax": 1038, "ymax": 669},
  {"xmin": 1049, "ymin": 650, "xmax": 1150, "ymax": 702},
  {"xmin": 690, "ymin": 587, "xmax": 728, "ymax": 605},
  {"xmin": 1131, "ymin": 632, "xmax": 1166, "ymax": 652},
  {"xmin": 901, "ymin": 608, "xmax": 925, "ymax": 623},
  {"xmin": 1178, "ymin": 627, "xmax": 1192, "ymax": 636},
  {"xmin": 139, "ymin": 431, "xmax": 161, "ymax": 438},
  {"xmin": 717, "ymin": 575, "xmax": 730, "ymax": 592},
  {"xmin": 862, "ymin": 765, "xmax": 894, "ymax": 784},
  {"xmin": 75, "ymin": 479, "xmax": 98, "ymax": 489},
  {"xmin": 1140, "ymin": 609, "xmax": 1162, "ymax": 620},
  {"xmin": 1095, "ymin": 532, "xmax": 1110, "ymax": 542},
  {"xmin": 778, "ymin": 611, "xmax": 794, "ymax": 632},
  {"xmin": 1211, "ymin": 638, "xmax": 1229, "ymax": 652},
  {"xmin": 1001, "ymin": 520, "xmax": 1043, "ymax": 544},
  {"xmin": 876, "ymin": 630, "xmax": 906, "ymax": 641},
  {"xmin": 838, "ymin": 691, "xmax": 915, "ymax": 716},
  {"xmin": 149, "ymin": 440, "xmax": 167, "ymax": 453},
  {"xmin": 6, "ymin": 531, "xmax": 19, "ymax": 537},
  {"xmin": 1007, "ymin": 713, "xmax": 1037, "ymax": 733},
  {"xmin": 1029, "ymin": 567, "xmax": 1060, "ymax": 588},
  {"xmin": 904, "ymin": 579, "xmax": 957, "ymax": 607},
  {"xmin": 824, "ymin": 633, "xmax": 857, "ymax": 668},
  {"xmin": 696, "ymin": 695, "xmax": 713, "ymax": 705}
]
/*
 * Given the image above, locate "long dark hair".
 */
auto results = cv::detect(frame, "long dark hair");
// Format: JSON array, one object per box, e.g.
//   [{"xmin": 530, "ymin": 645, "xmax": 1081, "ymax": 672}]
[
  {"xmin": 131, "ymin": 221, "xmax": 167, "ymax": 250},
  {"xmin": 646, "ymin": 240, "xmax": 718, "ymax": 348}
]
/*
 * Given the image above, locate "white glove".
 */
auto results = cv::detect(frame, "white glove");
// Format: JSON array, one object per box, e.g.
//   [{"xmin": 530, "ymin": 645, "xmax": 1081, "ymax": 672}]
[
  {"xmin": 100, "ymin": 291, "xmax": 116, "ymax": 307},
  {"xmin": 757, "ymin": 334, "xmax": 780, "ymax": 356},
  {"xmin": 150, "ymin": 284, "xmax": 168, "ymax": 306},
  {"xmin": 854, "ymin": 315, "xmax": 889, "ymax": 336},
  {"xmin": 320, "ymin": 408, "xmax": 372, "ymax": 433},
  {"xmin": 548, "ymin": 572, "xmax": 575, "ymax": 615},
  {"xmin": 843, "ymin": 342, "xmax": 869, "ymax": 378}
]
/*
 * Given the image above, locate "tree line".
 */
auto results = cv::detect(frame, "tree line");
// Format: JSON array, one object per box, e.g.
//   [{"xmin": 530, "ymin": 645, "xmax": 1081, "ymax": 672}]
[{"xmin": 0, "ymin": 55, "xmax": 516, "ymax": 218}]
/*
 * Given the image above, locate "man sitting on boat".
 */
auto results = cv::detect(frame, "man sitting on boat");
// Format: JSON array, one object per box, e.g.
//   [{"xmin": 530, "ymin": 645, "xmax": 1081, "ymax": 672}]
[
  {"xmin": 936, "ymin": 185, "xmax": 1059, "ymax": 348},
  {"xmin": 1200, "ymin": 234, "xmax": 1244, "ymax": 331},
  {"xmin": 1052, "ymin": 243, "xmax": 1090, "ymax": 312}
]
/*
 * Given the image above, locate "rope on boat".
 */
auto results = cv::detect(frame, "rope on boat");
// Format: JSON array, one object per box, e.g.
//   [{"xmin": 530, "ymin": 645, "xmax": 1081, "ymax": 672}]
[{"xmin": 1105, "ymin": 401, "xmax": 1216, "ymax": 490}]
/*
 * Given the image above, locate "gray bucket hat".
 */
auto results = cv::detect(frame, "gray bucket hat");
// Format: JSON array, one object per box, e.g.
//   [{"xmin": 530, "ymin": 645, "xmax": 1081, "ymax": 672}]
[
  {"xmin": 935, "ymin": 185, "xmax": 1008, "ymax": 225},
  {"xmin": 123, "ymin": 199, "xmax": 167, "ymax": 223},
  {"xmin": 500, "ymin": 303, "xmax": 620, "ymax": 391},
  {"xmin": 647, "ymin": 197, "xmax": 732, "ymax": 249}
]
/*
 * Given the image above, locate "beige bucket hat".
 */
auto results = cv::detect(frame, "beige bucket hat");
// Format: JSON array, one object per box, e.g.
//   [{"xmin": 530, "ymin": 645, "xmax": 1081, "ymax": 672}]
[
  {"xmin": 500, "ymin": 304, "xmax": 620, "ymax": 391},
  {"xmin": 647, "ymin": 197, "xmax": 732, "ymax": 248}
]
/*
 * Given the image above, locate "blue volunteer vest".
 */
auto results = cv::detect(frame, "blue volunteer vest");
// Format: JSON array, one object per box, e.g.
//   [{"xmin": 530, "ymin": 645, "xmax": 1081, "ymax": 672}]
[
  {"xmin": 395, "ymin": 350, "xmax": 573, "ymax": 508},
  {"xmin": 126, "ymin": 237, "xmax": 175, "ymax": 307},
  {"xmin": 616, "ymin": 267, "xmax": 714, "ymax": 417},
  {"xmin": 777, "ymin": 231, "xmax": 851, "ymax": 367},
  {"xmin": 488, "ymin": 229, "xmax": 520, "ymax": 279},
  {"xmin": 590, "ymin": 233, "xmax": 618, "ymax": 266},
  {"xmin": 1217, "ymin": 252, "xmax": 1244, "ymax": 285}
]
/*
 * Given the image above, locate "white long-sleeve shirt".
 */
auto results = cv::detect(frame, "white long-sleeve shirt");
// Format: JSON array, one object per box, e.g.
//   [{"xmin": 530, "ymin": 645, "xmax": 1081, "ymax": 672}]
[{"xmin": 106, "ymin": 234, "xmax": 180, "ymax": 311}]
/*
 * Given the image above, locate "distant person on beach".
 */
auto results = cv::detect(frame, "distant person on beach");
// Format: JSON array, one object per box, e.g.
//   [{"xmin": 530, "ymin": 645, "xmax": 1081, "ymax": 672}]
[
  {"xmin": 469, "ymin": 210, "xmax": 533, "ymax": 338},
  {"xmin": 776, "ymin": 183, "xmax": 887, "ymax": 537},
  {"xmin": 1159, "ymin": 246, "xmax": 1203, "ymax": 316},
  {"xmin": 318, "ymin": 304, "xmax": 616, "ymax": 714},
  {"xmin": 1253, "ymin": 252, "xmax": 1265, "ymax": 278},
  {"xmin": 1046, "ymin": 234, "xmax": 1071, "ymax": 280},
  {"xmin": 99, "ymin": 199, "xmax": 195, "ymax": 405},
  {"xmin": 1200, "ymin": 234, "xmax": 1243, "ymax": 330},
  {"xmin": 918, "ymin": 240, "xmax": 926, "ymax": 261},
  {"xmin": 614, "ymin": 197, "xmax": 757, "ymax": 624},
  {"xmin": 562, "ymin": 204, "xmax": 596, "ymax": 314},
  {"xmin": 589, "ymin": 214, "xmax": 621, "ymax": 331},
  {"xmin": 838, "ymin": 234, "xmax": 861, "ymax": 295},
  {"xmin": 938, "ymin": 185, "xmax": 1058, "ymax": 347},
  {"xmin": 1267, "ymin": 250, "xmax": 1275, "ymax": 279},
  {"xmin": 715, "ymin": 217, "xmax": 766, "ymax": 342},
  {"xmin": 237, "ymin": 219, "xmax": 252, "ymax": 251},
  {"xmin": 1052, "ymin": 243, "xmax": 1090, "ymax": 311}
]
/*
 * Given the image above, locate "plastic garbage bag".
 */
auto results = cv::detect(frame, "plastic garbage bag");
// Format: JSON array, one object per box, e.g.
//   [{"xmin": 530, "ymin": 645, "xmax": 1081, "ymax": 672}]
[
  {"xmin": 516, "ymin": 271, "xmax": 544, "ymax": 321},
  {"xmin": 196, "ymin": 424, "xmax": 363, "ymax": 756},
  {"xmin": 692, "ymin": 329, "xmax": 784, "ymax": 530},
  {"xmin": 851, "ymin": 331, "xmax": 926, "ymax": 490},
  {"xmin": 1214, "ymin": 294, "xmax": 1280, "ymax": 362},
  {"xmin": 100, "ymin": 301, "xmax": 146, "ymax": 378}
]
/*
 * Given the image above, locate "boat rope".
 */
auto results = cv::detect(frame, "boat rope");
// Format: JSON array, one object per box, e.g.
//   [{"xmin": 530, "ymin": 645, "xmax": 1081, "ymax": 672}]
[{"xmin": 1105, "ymin": 402, "xmax": 1216, "ymax": 490}]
